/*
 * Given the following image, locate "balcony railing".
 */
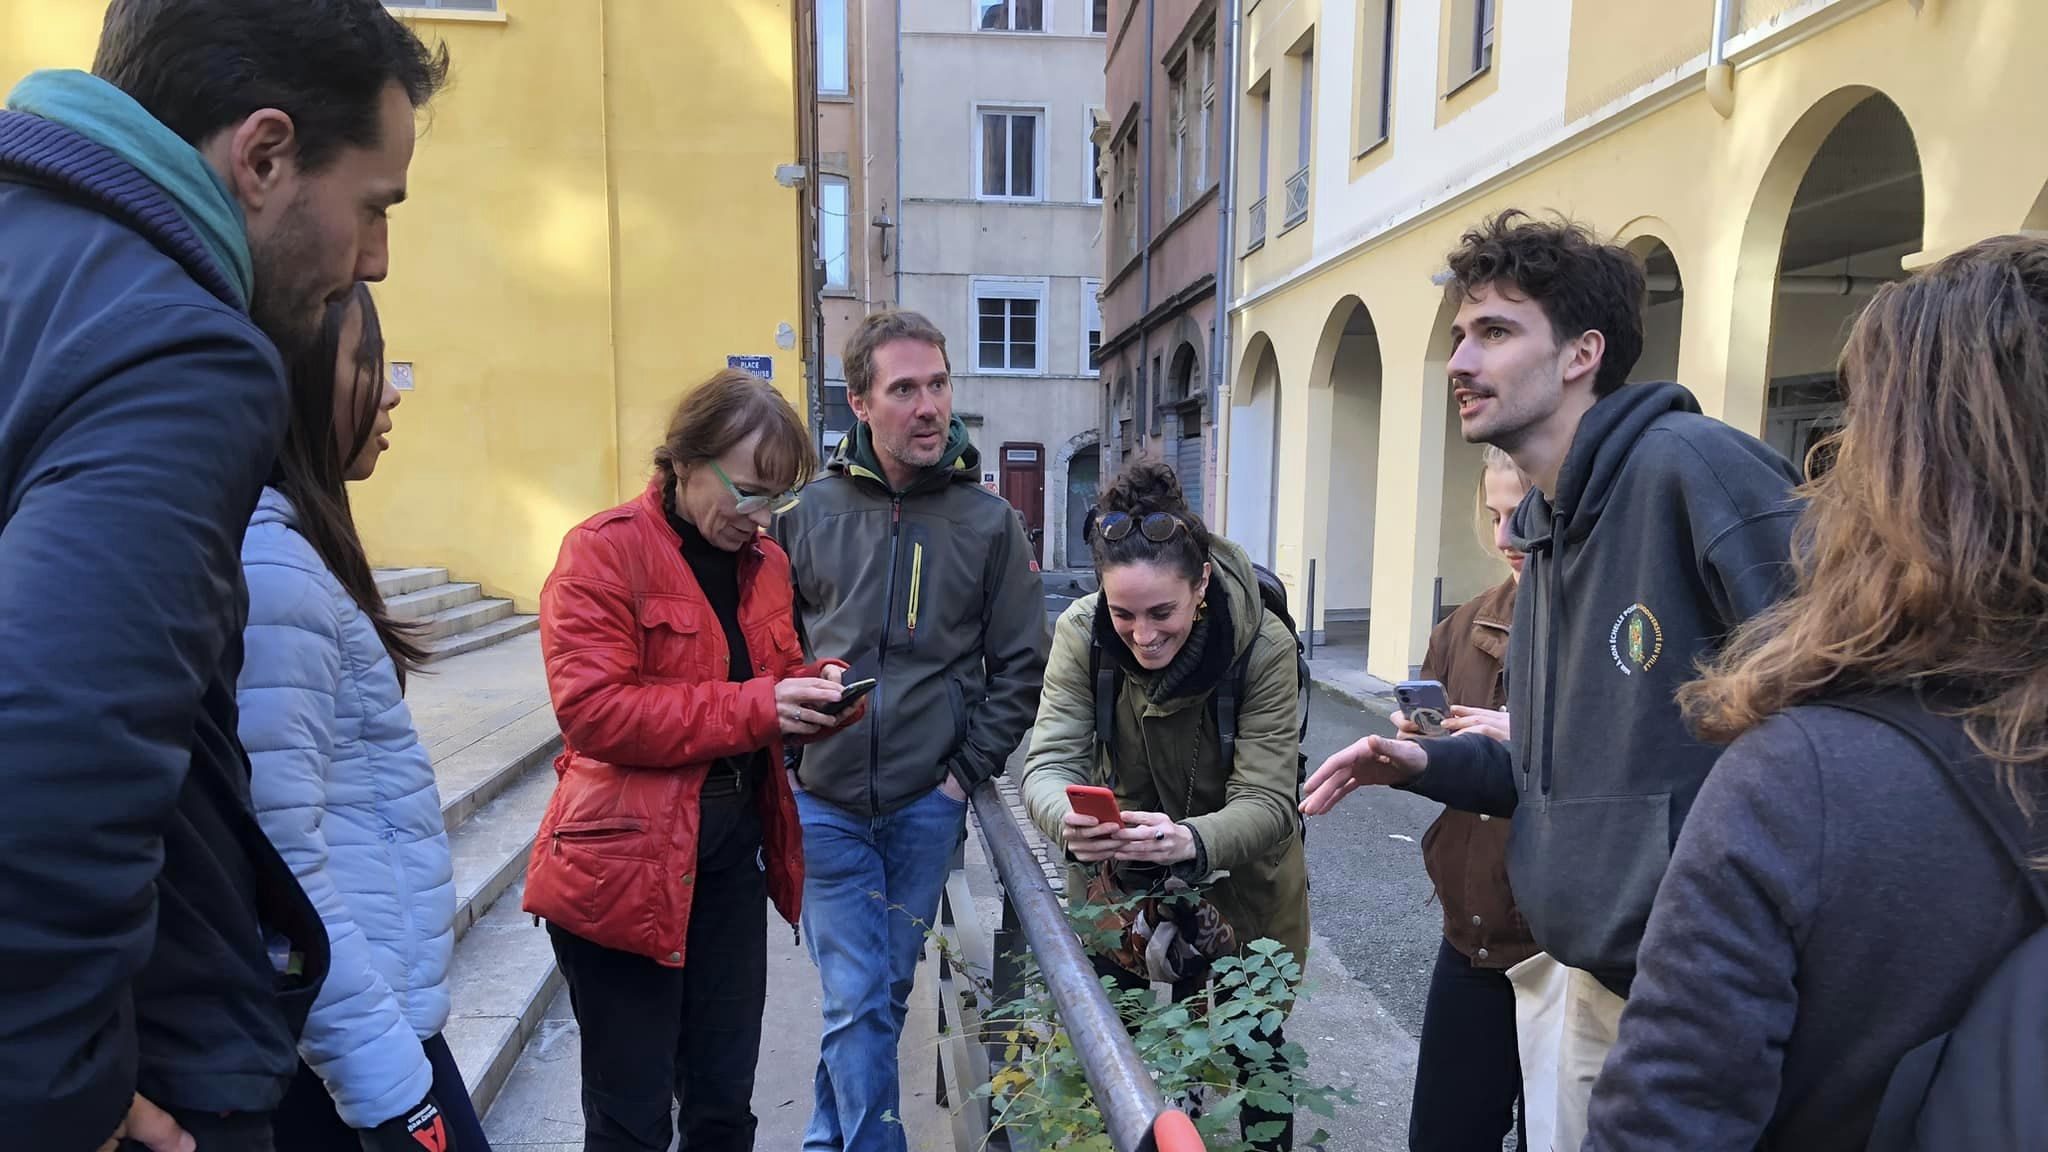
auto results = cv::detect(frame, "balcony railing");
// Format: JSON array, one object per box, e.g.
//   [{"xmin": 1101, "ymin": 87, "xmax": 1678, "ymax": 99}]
[
  {"xmin": 1283, "ymin": 164, "xmax": 1310, "ymax": 229},
  {"xmin": 1246, "ymin": 195, "xmax": 1267, "ymax": 252}
]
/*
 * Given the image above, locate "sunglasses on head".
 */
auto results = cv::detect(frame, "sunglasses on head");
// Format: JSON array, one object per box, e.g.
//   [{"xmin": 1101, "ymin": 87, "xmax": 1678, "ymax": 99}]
[
  {"xmin": 1097, "ymin": 511, "xmax": 1187, "ymax": 543},
  {"xmin": 711, "ymin": 461, "xmax": 801, "ymax": 516}
]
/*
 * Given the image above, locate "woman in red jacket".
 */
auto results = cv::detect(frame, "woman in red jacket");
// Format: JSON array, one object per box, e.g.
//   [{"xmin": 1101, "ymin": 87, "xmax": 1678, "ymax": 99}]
[{"xmin": 523, "ymin": 369, "xmax": 860, "ymax": 1152}]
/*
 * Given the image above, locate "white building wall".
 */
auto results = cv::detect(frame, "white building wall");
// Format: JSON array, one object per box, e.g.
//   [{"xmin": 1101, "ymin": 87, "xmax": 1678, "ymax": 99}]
[{"xmin": 1308, "ymin": 0, "xmax": 1574, "ymax": 260}]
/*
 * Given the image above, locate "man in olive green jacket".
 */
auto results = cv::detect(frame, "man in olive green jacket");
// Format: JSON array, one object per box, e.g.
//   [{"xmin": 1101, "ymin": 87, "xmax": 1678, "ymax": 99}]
[
  {"xmin": 774, "ymin": 309, "xmax": 1047, "ymax": 1152},
  {"xmin": 1021, "ymin": 535, "xmax": 1309, "ymax": 963}
]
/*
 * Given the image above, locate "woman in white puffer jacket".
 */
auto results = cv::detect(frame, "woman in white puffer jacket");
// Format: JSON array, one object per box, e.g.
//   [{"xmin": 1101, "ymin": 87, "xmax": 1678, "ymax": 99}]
[{"xmin": 239, "ymin": 284, "xmax": 489, "ymax": 1152}]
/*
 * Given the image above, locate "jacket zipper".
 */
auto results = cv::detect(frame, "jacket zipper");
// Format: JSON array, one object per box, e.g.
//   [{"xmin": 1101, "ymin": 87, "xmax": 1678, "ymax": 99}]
[
  {"xmin": 907, "ymin": 541, "xmax": 924, "ymax": 646},
  {"xmin": 1536, "ymin": 514, "xmax": 1566, "ymax": 797},
  {"xmin": 868, "ymin": 497, "xmax": 904, "ymax": 818}
]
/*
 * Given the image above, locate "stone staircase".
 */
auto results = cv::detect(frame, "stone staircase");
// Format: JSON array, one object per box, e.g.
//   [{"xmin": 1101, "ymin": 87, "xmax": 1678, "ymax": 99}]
[
  {"xmin": 375, "ymin": 567, "xmax": 539, "ymax": 662},
  {"xmin": 404, "ymin": 631, "xmax": 566, "ymax": 1121}
]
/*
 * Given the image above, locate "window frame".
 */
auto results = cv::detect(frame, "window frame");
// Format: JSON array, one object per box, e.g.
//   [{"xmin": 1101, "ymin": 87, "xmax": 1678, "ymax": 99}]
[
  {"xmin": 819, "ymin": 175, "xmax": 852, "ymax": 292},
  {"xmin": 1295, "ymin": 45, "xmax": 1314, "ymax": 170},
  {"xmin": 974, "ymin": 0, "xmax": 1048, "ymax": 34},
  {"xmin": 1081, "ymin": 278, "xmax": 1103, "ymax": 377},
  {"xmin": 1355, "ymin": 0, "xmax": 1395, "ymax": 154},
  {"xmin": 817, "ymin": 0, "xmax": 849, "ymax": 96},
  {"xmin": 1245, "ymin": 87, "xmax": 1261, "ymax": 196},
  {"xmin": 973, "ymin": 102, "xmax": 1050, "ymax": 202},
  {"xmin": 969, "ymin": 276, "xmax": 1052, "ymax": 377},
  {"xmin": 1084, "ymin": 107, "xmax": 1105, "ymax": 204},
  {"xmin": 1195, "ymin": 28, "xmax": 1215, "ymax": 196},
  {"xmin": 1474, "ymin": 0, "xmax": 1496, "ymax": 75},
  {"xmin": 1166, "ymin": 57, "xmax": 1189, "ymax": 216},
  {"xmin": 1090, "ymin": 0, "xmax": 1109, "ymax": 35}
]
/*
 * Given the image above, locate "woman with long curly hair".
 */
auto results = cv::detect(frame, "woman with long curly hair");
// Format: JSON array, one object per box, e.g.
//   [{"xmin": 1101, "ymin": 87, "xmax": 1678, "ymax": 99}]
[{"xmin": 1581, "ymin": 235, "xmax": 2048, "ymax": 1150}]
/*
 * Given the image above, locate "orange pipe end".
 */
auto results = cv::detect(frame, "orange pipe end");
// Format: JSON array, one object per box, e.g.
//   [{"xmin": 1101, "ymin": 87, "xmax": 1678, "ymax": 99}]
[{"xmin": 1152, "ymin": 1108, "xmax": 1205, "ymax": 1152}]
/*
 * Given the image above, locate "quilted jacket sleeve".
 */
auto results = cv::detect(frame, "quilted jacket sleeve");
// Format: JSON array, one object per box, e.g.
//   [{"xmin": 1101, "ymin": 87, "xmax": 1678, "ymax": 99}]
[
  {"xmin": 542, "ymin": 524, "xmax": 783, "ymax": 765},
  {"xmin": 238, "ymin": 542, "xmax": 431, "ymax": 1129}
]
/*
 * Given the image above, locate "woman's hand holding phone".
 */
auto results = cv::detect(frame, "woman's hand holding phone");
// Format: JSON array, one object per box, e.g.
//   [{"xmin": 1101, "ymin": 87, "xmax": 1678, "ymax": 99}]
[
  {"xmin": 775, "ymin": 677, "xmax": 848, "ymax": 736},
  {"xmin": 1061, "ymin": 810, "xmax": 1124, "ymax": 862}
]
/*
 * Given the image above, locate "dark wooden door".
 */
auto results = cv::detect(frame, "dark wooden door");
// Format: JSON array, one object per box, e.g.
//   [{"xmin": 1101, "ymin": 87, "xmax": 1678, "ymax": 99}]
[{"xmin": 1000, "ymin": 442, "xmax": 1045, "ymax": 566}]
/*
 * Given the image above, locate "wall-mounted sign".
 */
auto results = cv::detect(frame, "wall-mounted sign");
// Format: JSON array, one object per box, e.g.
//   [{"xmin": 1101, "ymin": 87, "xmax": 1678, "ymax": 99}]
[
  {"xmin": 727, "ymin": 354, "xmax": 774, "ymax": 380},
  {"xmin": 389, "ymin": 362, "xmax": 415, "ymax": 391}
]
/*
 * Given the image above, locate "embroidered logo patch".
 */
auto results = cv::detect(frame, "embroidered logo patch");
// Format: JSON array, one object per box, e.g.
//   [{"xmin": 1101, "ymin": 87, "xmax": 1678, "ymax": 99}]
[{"xmin": 1608, "ymin": 603, "xmax": 1665, "ymax": 675}]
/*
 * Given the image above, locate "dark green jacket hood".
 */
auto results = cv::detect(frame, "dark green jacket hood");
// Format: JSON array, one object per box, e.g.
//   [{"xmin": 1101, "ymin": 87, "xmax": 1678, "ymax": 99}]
[{"xmin": 830, "ymin": 416, "xmax": 980, "ymax": 496}]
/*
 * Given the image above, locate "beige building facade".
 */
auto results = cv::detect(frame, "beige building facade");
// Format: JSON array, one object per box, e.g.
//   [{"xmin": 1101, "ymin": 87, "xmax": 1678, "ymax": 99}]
[
  {"xmin": 816, "ymin": 0, "xmax": 1109, "ymax": 570},
  {"xmin": 1218, "ymin": 0, "xmax": 2048, "ymax": 680}
]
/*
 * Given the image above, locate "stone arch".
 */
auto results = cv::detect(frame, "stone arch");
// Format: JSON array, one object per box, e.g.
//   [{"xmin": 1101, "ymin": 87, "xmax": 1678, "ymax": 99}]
[
  {"xmin": 2025, "ymin": 182, "xmax": 2048, "ymax": 232},
  {"xmin": 1730, "ymin": 86, "xmax": 1923, "ymax": 443},
  {"xmin": 1620, "ymin": 228, "xmax": 1686, "ymax": 384},
  {"xmin": 1306, "ymin": 296, "xmax": 1383, "ymax": 636},
  {"xmin": 1427, "ymin": 287, "xmax": 1491, "ymax": 629},
  {"xmin": 1226, "ymin": 332, "xmax": 1282, "ymax": 567},
  {"xmin": 1050, "ymin": 427, "xmax": 1101, "ymax": 570}
]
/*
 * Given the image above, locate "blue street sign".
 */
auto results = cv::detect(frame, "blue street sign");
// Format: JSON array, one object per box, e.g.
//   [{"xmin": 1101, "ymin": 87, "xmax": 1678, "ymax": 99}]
[{"xmin": 727, "ymin": 354, "xmax": 775, "ymax": 380}]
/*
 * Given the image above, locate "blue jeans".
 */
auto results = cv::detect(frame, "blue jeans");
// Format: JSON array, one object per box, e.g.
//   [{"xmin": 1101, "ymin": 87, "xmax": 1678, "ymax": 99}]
[{"xmin": 798, "ymin": 785, "xmax": 967, "ymax": 1152}]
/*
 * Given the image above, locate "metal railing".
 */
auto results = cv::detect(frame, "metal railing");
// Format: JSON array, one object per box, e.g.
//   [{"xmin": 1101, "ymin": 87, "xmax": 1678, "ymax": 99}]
[
  {"xmin": 930, "ymin": 785, "xmax": 1206, "ymax": 1152},
  {"xmin": 1246, "ymin": 195, "xmax": 1267, "ymax": 252},
  {"xmin": 1283, "ymin": 164, "xmax": 1310, "ymax": 228}
]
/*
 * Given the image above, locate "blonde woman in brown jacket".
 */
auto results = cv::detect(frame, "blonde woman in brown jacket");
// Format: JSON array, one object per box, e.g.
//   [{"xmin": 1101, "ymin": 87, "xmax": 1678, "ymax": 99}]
[{"xmin": 1406, "ymin": 447, "xmax": 1536, "ymax": 1151}]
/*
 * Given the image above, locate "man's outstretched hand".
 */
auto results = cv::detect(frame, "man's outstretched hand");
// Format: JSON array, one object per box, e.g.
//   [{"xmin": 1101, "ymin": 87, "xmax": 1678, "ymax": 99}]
[{"xmin": 1300, "ymin": 734, "xmax": 1427, "ymax": 815}]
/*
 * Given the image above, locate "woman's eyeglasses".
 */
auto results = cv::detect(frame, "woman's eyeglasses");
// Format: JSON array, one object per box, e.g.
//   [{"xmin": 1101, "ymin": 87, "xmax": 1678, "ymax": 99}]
[
  {"xmin": 712, "ymin": 461, "xmax": 801, "ymax": 516},
  {"xmin": 1097, "ymin": 511, "xmax": 1186, "ymax": 543}
]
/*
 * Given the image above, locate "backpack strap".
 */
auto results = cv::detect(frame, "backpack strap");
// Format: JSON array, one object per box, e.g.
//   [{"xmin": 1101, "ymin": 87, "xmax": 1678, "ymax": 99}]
[
  {"xmin": 1090, "ymin": 630, "xmax": 1121, "ymax": 788},
  {"xmin": 1822, "ymin": 691, "xmax": 2048, "ymax": 916},
  {"xmin": 1213, "ymin": 641, "xmax": 1256, "ymax": 771}
]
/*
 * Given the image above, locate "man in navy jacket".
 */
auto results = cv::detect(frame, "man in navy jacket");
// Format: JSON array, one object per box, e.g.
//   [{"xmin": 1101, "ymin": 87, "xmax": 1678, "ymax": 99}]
[{"xmin": 0, "ymin": 3, "xmax": 446, "ymax": 1149}]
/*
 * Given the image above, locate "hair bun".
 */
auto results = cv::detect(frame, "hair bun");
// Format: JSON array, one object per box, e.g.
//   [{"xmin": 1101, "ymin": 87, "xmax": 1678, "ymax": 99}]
[{"xmin": 1102, "ymin": 457, "xmax": 1191, "ymax": 517}]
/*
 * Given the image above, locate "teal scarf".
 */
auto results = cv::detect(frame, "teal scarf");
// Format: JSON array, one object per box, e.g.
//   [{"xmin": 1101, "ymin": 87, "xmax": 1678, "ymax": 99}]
[{"xmin": 6, "ymin": 69, "xmax": 254, "ymax": 307}]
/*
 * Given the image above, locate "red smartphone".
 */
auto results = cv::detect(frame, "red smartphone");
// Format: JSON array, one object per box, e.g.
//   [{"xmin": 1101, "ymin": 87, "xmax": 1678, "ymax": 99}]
[{"xmin": 1064, "ymin": 784, "xmax": 1124, "ymax": 827}]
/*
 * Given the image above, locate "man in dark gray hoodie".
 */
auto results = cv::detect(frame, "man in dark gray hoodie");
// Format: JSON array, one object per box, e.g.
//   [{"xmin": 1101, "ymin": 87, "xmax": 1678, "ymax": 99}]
[{"xmin": 1302, "ymin": 211, "xmax": 1802, "ymax": 1148}]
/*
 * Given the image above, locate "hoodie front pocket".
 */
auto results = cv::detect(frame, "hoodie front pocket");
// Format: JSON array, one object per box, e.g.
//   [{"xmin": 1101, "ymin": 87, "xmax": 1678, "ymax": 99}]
[{"xmin": 1514, "ymin": 792, "xmax": 1669, "ymax": 976}]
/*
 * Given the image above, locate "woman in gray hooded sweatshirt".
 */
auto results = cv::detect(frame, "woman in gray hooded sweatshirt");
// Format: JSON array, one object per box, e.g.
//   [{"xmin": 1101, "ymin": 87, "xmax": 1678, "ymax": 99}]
[{"xmin": 1581, "ymin": 235, "xmax": 2048, "ymax": 1150}]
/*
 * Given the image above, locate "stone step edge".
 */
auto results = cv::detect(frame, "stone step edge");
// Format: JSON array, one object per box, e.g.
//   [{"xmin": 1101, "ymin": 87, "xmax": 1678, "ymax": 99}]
[
  {"xmin": 422, "ymin": 615, "xmax": 541, "ymax": 664},
  {"xmin": 438, "ymin": 705, "xmax": 562, "ymax": 832},
  {"xmin": 448, "ymin": 758, "xmax": 557, "ymax": 945},
  {"xmin": 372, "ymin": 567, "xmax": 449, "ymax": 598},
  {"xmin": 442, "ymin": 880, "xmax": 563, "ymax": 1121}
]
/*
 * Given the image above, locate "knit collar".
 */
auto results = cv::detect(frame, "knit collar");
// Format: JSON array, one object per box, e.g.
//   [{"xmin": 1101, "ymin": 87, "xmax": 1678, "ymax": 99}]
[{"xmin": 7, "ymin": 69, "xmax": 253, "ymax": 308}]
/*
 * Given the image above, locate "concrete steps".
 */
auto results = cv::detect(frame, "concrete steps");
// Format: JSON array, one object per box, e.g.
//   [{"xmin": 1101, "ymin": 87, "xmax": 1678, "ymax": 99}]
[
  {"xmin": 374, "ymin": 567, "xmax": 537, "ymax": 664},
  {"xmin": 409, "ymin": 634, "xmax": 566, "ymax": 1122}
]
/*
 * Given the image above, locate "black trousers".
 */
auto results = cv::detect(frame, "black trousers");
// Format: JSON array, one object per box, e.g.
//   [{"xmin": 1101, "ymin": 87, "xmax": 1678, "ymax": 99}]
[
  {"xmin": 1094, "ymin": 956, "xmax": 1294, "ymax": 1152},
  {"xmin": 550, "ymin": 788, "xmax": 768, "ymax": 1152},
  {"xmin": 1408, "ymin": 936, "xmax": 1524, "ymax": 1152}
]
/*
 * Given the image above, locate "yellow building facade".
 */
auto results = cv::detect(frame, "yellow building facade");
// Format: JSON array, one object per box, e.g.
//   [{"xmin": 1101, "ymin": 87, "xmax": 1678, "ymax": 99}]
[
  {"xmin": 3, "ymin": 1, "xmax": 809, "ymax": 608},
  {"xmin": 1220, "ymin": 0, "xmax": 2048, "ymax": 682}
]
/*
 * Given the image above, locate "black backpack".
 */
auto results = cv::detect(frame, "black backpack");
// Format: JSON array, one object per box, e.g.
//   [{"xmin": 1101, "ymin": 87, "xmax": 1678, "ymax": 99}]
[
  {"xmin": 1088, "ymin": 563, "xmax": 1311, "ymax": 827},
  {"xmin": 1822, "ymin": 693, "xmax": 2048, "ymax": 1152}
]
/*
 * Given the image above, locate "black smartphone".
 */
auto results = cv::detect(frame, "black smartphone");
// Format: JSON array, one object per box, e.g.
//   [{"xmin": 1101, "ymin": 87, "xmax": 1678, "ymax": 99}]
[
  {"xmin": 816, "ymin": 677, "xmax": 877, "ymax": 717},
  {"xmin": 1394, "ymin": 679, "xmax": 1452, "ymax": 737}
]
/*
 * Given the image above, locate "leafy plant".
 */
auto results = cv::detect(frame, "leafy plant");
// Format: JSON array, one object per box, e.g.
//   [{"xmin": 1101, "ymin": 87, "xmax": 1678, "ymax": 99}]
[{"xmin": 940, "ymin": 897, "xmax": 1352, "ymax": 1152}]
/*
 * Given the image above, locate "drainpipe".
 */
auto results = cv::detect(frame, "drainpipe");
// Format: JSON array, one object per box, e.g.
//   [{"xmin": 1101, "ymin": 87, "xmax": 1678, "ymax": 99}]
[
  {"xmin": 1706, "ymin": 0, "xmax": 1736, "ymax": 118},
  {"xmin": 893, "ymin": 0, "xmax": 905, "ymax": 306},
  {"xmin": 1135, "ymin": 0, "xmax": 1156, "ymax": 461},
  {"xmin": 1210, "ymin": 0, "xmax": 1239, "ymax": 529},
  {"xmin": 798, "ymin": 0, "xmax": 826, "ymax": 440}
]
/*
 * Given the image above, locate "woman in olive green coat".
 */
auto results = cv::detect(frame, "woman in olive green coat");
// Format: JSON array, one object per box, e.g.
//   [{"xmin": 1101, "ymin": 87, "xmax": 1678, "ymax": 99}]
[{"xmin": 1021, "ymin": 459, "xmax": 1308, "ymax": 1150}]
